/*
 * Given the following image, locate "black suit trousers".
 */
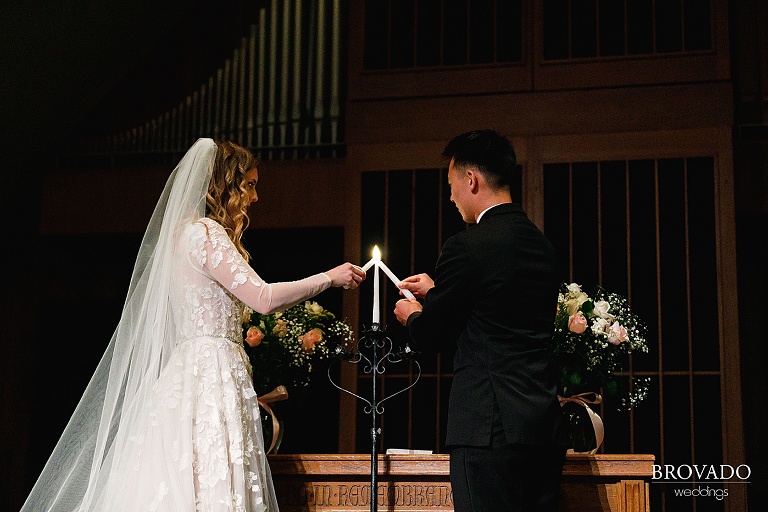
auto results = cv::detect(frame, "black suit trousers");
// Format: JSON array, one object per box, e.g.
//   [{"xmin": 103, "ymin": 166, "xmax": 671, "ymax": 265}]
[{"xmin": 449, "ymin": 442, "xmax": 566, "ymax": 512}]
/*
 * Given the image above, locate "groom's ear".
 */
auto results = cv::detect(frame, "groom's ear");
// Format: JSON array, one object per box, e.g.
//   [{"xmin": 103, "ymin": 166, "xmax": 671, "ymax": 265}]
[{"xmin": 466, "ymin": 169, "xmax": 479, "ymax": 191}]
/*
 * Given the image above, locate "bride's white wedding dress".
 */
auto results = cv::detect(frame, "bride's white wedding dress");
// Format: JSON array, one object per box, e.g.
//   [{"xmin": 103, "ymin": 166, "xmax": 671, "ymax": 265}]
[
  {"xmin": 21, "ymin": 139, "xmax": 338, "ymax": 512},
  {"xmin": 97, "ymin": 218, "xmax": 330, "ymax": 511}
]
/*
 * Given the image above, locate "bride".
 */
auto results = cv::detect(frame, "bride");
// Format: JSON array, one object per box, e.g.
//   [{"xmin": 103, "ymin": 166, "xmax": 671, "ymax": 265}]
[{"xmin": 21, "ymin": 138, "xmax": 366, "ymax": 511}]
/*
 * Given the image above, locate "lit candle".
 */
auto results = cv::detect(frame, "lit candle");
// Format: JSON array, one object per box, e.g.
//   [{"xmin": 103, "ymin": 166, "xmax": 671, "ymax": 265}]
[
  {"xmin": 372, "ymin": 245, "xmax": 381, "ymax": 325},
  {"xmin": 378, "ymin": 261, "xmax": 416, "ymax": 300}
]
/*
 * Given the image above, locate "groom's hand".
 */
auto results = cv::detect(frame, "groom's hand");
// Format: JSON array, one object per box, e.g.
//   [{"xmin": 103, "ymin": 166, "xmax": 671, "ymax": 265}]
[
  {"xmin": 398, "ymin": 273, "xmax": 434, "ymax": 298},
  {"xmin": 394, "ymin": 298, "xmax": 422, "ymax": 326}
]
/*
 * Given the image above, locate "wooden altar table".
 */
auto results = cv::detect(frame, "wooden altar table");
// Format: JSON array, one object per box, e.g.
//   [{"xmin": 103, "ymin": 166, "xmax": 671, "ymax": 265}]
[{"xmin": 268, "ymin": 453, "xmax": 654, "ymax": 512}]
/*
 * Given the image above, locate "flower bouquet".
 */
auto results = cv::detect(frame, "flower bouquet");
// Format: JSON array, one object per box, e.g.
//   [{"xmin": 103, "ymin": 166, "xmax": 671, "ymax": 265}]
[
  {"xmin": 553, "ymin": 282, "xmax": 650, "ymax": 408},
  {"xmin": 243, "ymin": 300, "xmax": 354, "ymax": 453},
  {"xmin": 552, "ymin": 282, "xmax": 650, "ymax": 452},
  {"xmin": 243, "ymin": 300, "xmax": 354, "ymax": 397}
]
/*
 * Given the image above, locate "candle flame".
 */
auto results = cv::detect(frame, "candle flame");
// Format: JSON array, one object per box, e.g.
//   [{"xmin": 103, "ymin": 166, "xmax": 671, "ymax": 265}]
[{"xmin": 372, "ymin": 245, "xmax": 381, "ymax": 260}]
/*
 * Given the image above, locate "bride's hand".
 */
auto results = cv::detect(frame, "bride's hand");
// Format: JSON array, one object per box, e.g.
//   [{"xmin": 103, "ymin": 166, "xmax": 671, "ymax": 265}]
[{"xmin": 326, "ymin": 262, "xmax": 366, "ymax": 289}]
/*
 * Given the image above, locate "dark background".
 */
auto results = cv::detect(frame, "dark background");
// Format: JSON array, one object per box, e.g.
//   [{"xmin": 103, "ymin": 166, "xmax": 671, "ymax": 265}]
[{"xmin": 2, "ymin": 2, "xmax": 766, "ymax": 511}]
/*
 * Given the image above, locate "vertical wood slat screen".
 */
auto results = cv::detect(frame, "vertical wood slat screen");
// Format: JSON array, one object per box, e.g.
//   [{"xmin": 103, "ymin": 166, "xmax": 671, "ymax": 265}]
[
  {"xmin": 543, "ymin": 157, "xmax": 721, "ymax": 512},
  {"xmin": 362, "ymin": 0, "xmax": 713, "ymax": 69},
  {"xmin": 358, "ymin": 169, "xmax": 455, "ymax": 454},
  {"xmin": 80, "ymin": 0, "xmax": 345, "ymax": 160},
  {"xmin": 542, "ymin": 0, "xmax": 713, "ymax": 60},
  {"xmin": 363, "ymin": 0, "xmax": 523, "ymax": 69}
]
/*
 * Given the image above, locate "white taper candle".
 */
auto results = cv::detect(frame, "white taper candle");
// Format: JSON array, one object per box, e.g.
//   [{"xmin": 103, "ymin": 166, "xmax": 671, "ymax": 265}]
[
  {"xmin": 360, "ymin": 257, "xmax": 376, "ymax": 272},
  {"xmin": 377, "ymin": 261, "xmax": 416, "ymax": 300},
  {"xmin": 372, "ymin": 246, "xmax": 381, "ymax": 324}
]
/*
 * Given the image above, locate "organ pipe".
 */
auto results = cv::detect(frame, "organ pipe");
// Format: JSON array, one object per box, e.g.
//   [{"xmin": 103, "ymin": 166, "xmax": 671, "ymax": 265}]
[{"xmin": 87, "ymin": 0, "xmax": 344, "ymax": 160}]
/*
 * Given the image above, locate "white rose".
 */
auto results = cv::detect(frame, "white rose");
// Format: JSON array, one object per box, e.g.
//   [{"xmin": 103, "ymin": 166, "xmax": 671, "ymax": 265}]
[
  {"xmin": 566, "ymin": 283, "xmax": 582, "ymax": 296},
  {"xmin": 593, "ymin": 300, "xmax": 611, "ymax": 319},
  {"xmin": 591, "ymin": 316, "xmax": 608, "ymax": 335},
  {"xmin": 305, "ymin": 301, "xmax": 324, "ymax": 314},
  {"xmin": 566, "ymin": 293, "xmax": 589, "ymax": 315}
]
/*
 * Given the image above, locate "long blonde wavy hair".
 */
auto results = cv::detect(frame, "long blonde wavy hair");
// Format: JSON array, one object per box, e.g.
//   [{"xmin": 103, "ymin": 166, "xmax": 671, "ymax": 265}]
[{"xmin": 206, "ymin": 140, "xmax": 259, "ymax": 260}]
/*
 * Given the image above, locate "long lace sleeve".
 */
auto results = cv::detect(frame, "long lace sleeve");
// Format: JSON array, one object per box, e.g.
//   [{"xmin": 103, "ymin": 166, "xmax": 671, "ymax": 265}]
[{"xmin": 190, "ymin": 219, "xmax": 331, "ymax": 313}]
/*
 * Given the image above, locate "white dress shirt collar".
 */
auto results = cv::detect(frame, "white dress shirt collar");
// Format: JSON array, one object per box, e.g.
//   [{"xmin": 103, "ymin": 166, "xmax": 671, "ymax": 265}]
[{"xmin": 476, "ymin": 203, "xmax": 506, "ymax": 223}]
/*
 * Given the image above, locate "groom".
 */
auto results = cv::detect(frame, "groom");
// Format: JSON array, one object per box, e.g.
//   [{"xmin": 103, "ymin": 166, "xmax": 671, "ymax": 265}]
[{"xmin": 394, "ymin": 129, "xmax": 568, "ymax": 512}]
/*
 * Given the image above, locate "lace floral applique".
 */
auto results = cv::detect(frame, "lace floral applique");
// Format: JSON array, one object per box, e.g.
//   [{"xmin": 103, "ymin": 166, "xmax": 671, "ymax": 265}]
[
  {"xmin": 197, "ymin": 219, "xmax": 259, "ymax": 290},
  {"xmin": 181, "ymin": 219, "xmax": 253, "ymax": 343}
]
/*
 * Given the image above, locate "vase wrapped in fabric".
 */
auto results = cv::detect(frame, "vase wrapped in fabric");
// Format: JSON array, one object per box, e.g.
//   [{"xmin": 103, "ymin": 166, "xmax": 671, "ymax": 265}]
[{"xmin": 559, "ymin": 392, "xmax": 605, "ymax": 454}]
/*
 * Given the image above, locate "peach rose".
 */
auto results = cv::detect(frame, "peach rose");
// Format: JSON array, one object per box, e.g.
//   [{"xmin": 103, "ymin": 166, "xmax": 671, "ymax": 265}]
[
  {"xmin": 568, "ymin": 312, "xmax": 588, "ymax": 334},
  {"xmin": 608, "ymin": 321, "xmax": 629, "ymax": 345},
  {"xmin": 245, "ymin": 326, "xmax": 265, "ymax": 347},
  {"xmin": 300, "ymin": 328, "xmax": 323, "ymax": 352}
]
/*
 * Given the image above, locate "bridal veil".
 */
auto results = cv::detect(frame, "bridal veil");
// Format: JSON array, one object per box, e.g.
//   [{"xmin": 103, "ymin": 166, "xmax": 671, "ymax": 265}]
[{"xmin": 21, "ymin": 138, "xmax": 218, "ymax": 511}]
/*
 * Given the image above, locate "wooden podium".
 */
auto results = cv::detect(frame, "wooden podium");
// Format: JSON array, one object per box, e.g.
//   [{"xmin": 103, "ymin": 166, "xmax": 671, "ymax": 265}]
[{"xmin": 268, "ymin": 453, "xmax": 654, "ymax": 512}]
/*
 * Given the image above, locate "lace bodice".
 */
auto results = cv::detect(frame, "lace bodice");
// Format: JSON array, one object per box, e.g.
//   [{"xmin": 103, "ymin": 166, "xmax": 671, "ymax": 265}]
[{"xmin": 173, "ymin": 218, "xmax": 331, "ymax": 343}]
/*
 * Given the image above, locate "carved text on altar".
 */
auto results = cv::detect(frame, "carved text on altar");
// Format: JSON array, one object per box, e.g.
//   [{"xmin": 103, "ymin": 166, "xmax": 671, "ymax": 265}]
[{"xmin": 275, "ymin": 481, "xmax": 454, "ymax": 510}]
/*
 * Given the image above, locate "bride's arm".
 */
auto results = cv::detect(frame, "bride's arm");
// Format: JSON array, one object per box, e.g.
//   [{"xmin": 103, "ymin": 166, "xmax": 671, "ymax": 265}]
[
  {"xmin": 194, "ymin": 220, "xmax": 332, "ymax": 314},
  {"xmin": 189, "ymin": 220, "xmax": 364, "ymax": 313}
]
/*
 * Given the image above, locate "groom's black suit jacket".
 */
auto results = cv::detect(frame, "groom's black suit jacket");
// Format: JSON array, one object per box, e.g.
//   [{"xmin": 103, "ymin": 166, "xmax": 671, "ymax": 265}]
[{"xmin": 407, "ymin": 202, "xmax": 566, "ymax": 447}]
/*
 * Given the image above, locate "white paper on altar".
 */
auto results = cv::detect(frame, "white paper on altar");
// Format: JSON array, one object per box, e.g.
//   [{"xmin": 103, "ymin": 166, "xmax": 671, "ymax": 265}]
[{"xmin": 385, "ymin": 448, "xmax": 433, "ymax": 454}]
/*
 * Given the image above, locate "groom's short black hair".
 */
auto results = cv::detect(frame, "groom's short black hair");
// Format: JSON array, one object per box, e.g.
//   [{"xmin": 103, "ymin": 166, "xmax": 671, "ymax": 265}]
[{"xmin": 442, "ymin": 129, "xmax": 517, "ymax": 190}]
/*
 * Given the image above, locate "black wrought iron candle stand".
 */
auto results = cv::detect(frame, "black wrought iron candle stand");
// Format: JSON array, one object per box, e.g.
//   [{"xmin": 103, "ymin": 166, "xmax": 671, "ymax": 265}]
[{"xmin": 328, "ymin": 322, "xmax": 421, "ymax": 512}]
